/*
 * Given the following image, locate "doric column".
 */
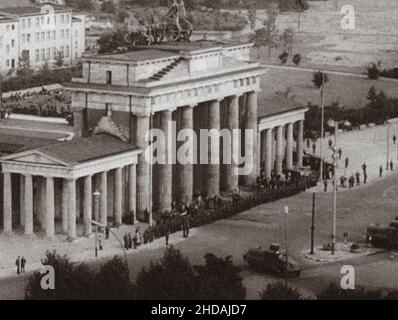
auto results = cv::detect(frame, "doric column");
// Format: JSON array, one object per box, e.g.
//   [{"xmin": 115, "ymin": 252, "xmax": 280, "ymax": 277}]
[
  {"xmin": 225, "ymin": 95, "xmax": 240, "ymax": 191},
  {"xmin": 207, "ymin": 99, "xmax": 221, "ymax": 197},
  {"xmin": 128, "ymin": 164, "xmax": 137, "ymax": 224},
  {"xmin": 62, "ymin": 179, "xmax": 68, "ymax": 234},
  {"xmin": 113, "ymin": 168, "xmax": 123, "ymax": 226},
  {"xmin": 67, "ymin": 178, "xmax": 76, "ymax": 241},
  {"xmin": 45, "ymin": 176, "xmax": 55, "ymax": 238},
  {"xmin": 136, "ymin": 114, "xmax": 151, "ymax": 222},
  {"xmin": 24, "ymin": 174, "xmax": 33, "ymax": 235},
  {"xmin": 83, "ymin": 175, "xmax": 92, "ymax": 237},
  {"xmin": 3, "ymin": 172, "xmax": 12, "ymax": 234},
  {"xmin": 99, "ymin": 171, "xmax": 108, "ymax": 226},
  {"xmin": 243, "ymin": 91, "xmax": 258, "ymax": 185},
  {"xmin": 179, "ymin": 105, "xmax": 194, "ymax": 204},
  {"xmin": 286, "ymin": 122, "xmax": 294, "ymax": 170},
  {"xmin": 20, "ymin": 175, "xmax": 25, "ymax": 227},
  {"xmin": 297, "ymin": 120, "xmax": 304, "ymax": 168},
  {"xmin": 264, "ymin": 128, "xmax": 273, "ymax": 179},
  {"xmin": 158, "ymin": 110, "xmax": 173, "ymax": 212},
  {"xmin": 275, "ymin": 125, "xmax": 284, "ymax": 176}
]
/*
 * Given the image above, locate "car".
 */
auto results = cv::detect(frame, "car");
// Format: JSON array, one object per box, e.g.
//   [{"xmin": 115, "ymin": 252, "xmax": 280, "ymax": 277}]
[
  {"xmin": 243, "ymin": 243, "xmax": 302, "ymax": 277},
  {"xmin": 366, "ymin": 218, "xmax": 398, "ymax": 249}
]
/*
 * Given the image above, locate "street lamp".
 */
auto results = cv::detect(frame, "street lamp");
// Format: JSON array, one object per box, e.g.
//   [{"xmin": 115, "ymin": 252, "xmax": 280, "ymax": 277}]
[
  {"xmin": 386, "ymin": 120, "xmax": 391, "ymax": 171},
  {"xmin": 326, "ymin": 119, "xmax": 349, "ymax": 255}
]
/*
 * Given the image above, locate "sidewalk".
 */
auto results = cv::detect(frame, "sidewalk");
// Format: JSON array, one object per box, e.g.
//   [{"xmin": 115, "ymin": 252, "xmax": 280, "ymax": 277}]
[
  {"xmin": 308, "ymin": 121, "xmax": 398, "ymax": 193},
  {"xmin": 0, "ymin": 223, "xmax": 196, "ymax": 281}
]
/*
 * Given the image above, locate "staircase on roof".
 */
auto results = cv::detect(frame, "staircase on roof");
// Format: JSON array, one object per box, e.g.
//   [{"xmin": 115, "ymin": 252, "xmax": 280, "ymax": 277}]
[{"xmin": 149, "ymin": 57, "xmax": 186, "ymax": 81}]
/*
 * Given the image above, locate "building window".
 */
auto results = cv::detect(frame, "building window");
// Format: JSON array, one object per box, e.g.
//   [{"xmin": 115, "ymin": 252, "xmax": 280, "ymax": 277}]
[
  {"xmin": 106, "ymin": 71, "xmax": 112, "ymax": 84},
  {"xmin": 61, "ymin": 14, "xmax": 64, "ymax": 24},
  {"xmin": 60, "ymin": 45, "xmax": 64, "ymax": 56},
  {"xmin": 41, "ymin": 49, "xmax": 45, "ymax": 61},
  {"xmin": 52, "ymin": 47, "xmax": 57, "ymax": 59},
  {"xmin": 27, "ymin": 18, "xmax": 31, "ymax": 28},
  {"xmin": 27, "ymin": 33, "xmax": 31, "ymax": 43},
  {"xmin": 61, "ymin": 29, "xmax": 64, "ymax": 39},
  {"xmin": 53, "ymin": 15, "xmax": 57, "ymax": 25},
  {"xmin": 35, "ymin": 32, "xmax": 40, "ymax": 42},
  {"xmin": 6, "ymin": 45, "xmax": 9, "ymax": 53},
  {"xmin": 35, "ymin": 17, "xmax": 39, "ymax": 27},
  {"xmin": 22, "ymin": 19, "xmax": 25, "ymax": 29},
  {"xmin": 47, "ymin": 48, "xmax": 51, "ymax": 60},
  {"xmin": 75, "ymin": 41, "xmax": 78, "ymax": 49},
  {"xmin": 66, "ymin": 14, "xmax": 70, "ymax": 24},
  {"xmin": 6, "ymin": 59, "xmax": 9, "ymax": 67},
  {"xmin": 65, "ymin": 45, "xmax": 70, "ymax": 58},
  {"xmin": 11, "ymin": 39, "xmax": 15, "ymax": 48},
  {"xmin": 52, "ymin": 30, "xmax": 56, "ymax": 40},
  {"xmin": 11, "ymin": 59, "xmax": 15, "ymax": 68},
  {"xmin": 40, "ymin": 17, "xmax": 44, "ymax": 24},
  {"xmin": 11, "ymin": 24, "xmax": 15, "ymax": 30},
  {"xmin": 66, "ymin": 29, "xmax": 69, "ymax": 38},
  {"xmin": 35, "ymin": 49, "xmax": 40, "ymax": 62},
  {"xmin": 47, "ymin": 31, "xmax": 51, "ymax": 40}
]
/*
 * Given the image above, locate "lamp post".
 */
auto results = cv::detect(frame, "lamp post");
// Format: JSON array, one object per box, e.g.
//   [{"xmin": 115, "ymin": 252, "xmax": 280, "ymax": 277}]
[
  {"xmin": 327, "ymin": 119, "xmax": 349, "ymax": 255},
  {"xmin": 319, "ymin": 72, "xmax": 326, "ymax": 182},
  {"xmin": 386, "ymin": 120, "xmax": 391, "ymax": 171},
  {"xmin": 92, "ymin": 191, "xmax": 101, "ymax": 258}
]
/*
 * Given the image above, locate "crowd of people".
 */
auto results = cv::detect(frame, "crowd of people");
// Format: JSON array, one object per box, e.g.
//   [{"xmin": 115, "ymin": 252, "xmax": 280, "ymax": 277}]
[{"xmin": 0, "ymin": 87, "xmax": 72, "ymax": 119}]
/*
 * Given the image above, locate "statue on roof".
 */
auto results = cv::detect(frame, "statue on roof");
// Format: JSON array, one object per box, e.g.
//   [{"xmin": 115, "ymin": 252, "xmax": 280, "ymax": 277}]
[{"xmin": 124, "ymin": 0, "xmax": 192, "ymax": 46}]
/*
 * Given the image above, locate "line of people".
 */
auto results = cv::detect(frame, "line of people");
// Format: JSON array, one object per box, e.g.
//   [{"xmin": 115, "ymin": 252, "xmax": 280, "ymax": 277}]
[{"xmin": 123, "ymin": 227, "xmax": 142, "ymax": 250}]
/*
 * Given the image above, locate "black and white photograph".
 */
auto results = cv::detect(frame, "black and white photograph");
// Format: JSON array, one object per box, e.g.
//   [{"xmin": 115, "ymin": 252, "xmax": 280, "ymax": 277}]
[{"xmin": 0, "ymin": 0, "xmax": 398, "ymax": 306}]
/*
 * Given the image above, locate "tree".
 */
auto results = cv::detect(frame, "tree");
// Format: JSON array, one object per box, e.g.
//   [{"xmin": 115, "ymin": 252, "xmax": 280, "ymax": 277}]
[
  {"xmin": 366, "ymin": 86, "xmax": 378, "ymax": 103},
  {"xmin": 64, "ymin": 0, "xmax": 94, "ymax": 11},
  {"xmin": 16, "ymin": 51, "xmax": 33, "ymax": 78},
  {"xmin": 54, "ymin": 51, "xmax": 64, "ymax": 68},
  {"xmin": 312, "ymin": 70, "xmax": 329, "ymax": 89},
  {"xmin": 280, "ymin": 27, "xmax": 295, "ymax": 57},
  {"xmin": 133, "ymin": 246, "xmax": 197, "ymax": 300},
  {"xmin": 265, "ymin": 3, "xmax": 279, "ymax": 58},
  {"xmin": 25, "ymin": 251, "xmax": 133, "ymax": 300},
  {"xmin": 195, "ymin": 253, "xmax": 246, "ymax": 299},
  {"xmin": 247, "ymin": 9, "xmax": 257, "ymax": 37},
  {"xmin": 367, "ymin": 61, "xmax": 381, "ymax": 80},
  {"xmin": 292, "ymin": 53, "xmax": 302, "ymax": 66},
  {"xmin": 98, "ymin": 28, "xmax": 129, "ymax": 54},
  {"xmin": 101, "ymin": 1, "xmax": 117, "ymax": 14},
  {"xmin": 260, "ymin": 282, "xmax": 305, "ymax": 300},
  {"xmin": 278, "ymin": 51, "xmax": 289, "ymax": 64}
]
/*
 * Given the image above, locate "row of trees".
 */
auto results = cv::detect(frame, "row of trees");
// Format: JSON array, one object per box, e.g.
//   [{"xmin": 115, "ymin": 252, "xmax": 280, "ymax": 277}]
[
  {"xmin": 26, "ymin": 248, "xmax": 398, "ymax": 300},
  {"xmin": 26, "ymin": 247, "xmax": 245, "ymax": 300},
  {"xmin": 304, "ymin": 86, "xmax": 398, "ymax": 137}
]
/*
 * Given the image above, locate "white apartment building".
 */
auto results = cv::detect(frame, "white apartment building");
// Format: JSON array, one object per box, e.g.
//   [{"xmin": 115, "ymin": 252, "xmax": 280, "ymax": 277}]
[{"xmin": 0, "ymin": 3, "xmax": 85, "ymax": 75}]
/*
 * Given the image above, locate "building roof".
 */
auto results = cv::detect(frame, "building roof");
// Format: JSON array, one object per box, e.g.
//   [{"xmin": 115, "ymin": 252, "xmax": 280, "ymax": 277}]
[
  {"xmin": 0, "ymin": 4, "xmax": 70, "ymax": 16},
  {"xmin": 0, "ymin": 134, "xmax": 56, "ymax": 155},
  {"xmin": 85, "ymin": 49, "xmax": 180, "ymax": 64},
  {"xmin": 32, "ymin": 134, "xmax": 138, "ymax": 165},
  {"xmin": 257, "ymin": 94, "xmax": 305, "ymax": 119}
]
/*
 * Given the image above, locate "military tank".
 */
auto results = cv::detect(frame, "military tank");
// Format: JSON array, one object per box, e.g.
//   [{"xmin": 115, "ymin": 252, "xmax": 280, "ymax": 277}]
[
  {"xmin": 366, "ymin": 217, "xmax": 398, "ymax": 248},
  {"xmin": 243, "ymin": 243, "xmax": 302, "ymax": 277}
]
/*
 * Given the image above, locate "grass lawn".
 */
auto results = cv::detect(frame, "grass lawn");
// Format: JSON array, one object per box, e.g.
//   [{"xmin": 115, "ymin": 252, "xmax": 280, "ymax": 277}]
[{"xmin": 258, "ymin": 67, "xmax": 398, "ymax": 111}]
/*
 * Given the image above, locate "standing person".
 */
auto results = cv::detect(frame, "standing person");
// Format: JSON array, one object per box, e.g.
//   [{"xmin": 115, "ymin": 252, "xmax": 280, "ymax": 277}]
[
  {"xmin": 323, "ymin": 179, "xmax": 328, "ymax": 192},
  {"xmin": 355, "ymin": 171, "xmax": 360, "ymax": 186},
  {"xmin": 379, "ymin": 165, "xmax": 383, "ymax": 178},
  {"xmin": 338, "ymin": 147, "xmax": 342, "ymax": 160},
  {"xmin": 15, "ymin": 256, "xmax": 21, "ymax": 275},
  {"xmin": 306, "ymin": 138, "xmax": 310, "ymax": 149},
  {"xmin": 312, "ymin": 142, "xmax": 316, "ymax": 154},
  {"xmin": 123, "ymin": 233, "xmax": 128, "ymax": 250},
  {"xmin": 349, "ymin": 175, "xmax": 355, "ymax": 188},
  {"xmin": 105, "ymin": 225, "xmax": 110, "ymax": 240},
  {"xmin": 390, "ymin": 160, "xmax": 394, "ymax": 171},
  {"xmin": 128, "ymin": 233, "xmax": 133, "ymax": 250},
  {"xmin": 21, "ymin": 256, "xmax": 26, "ymax": 273},
  {"xmin": 165, "ymin": 229, "xmax": 169, "ymax": 246},
  {"xmin": 393, "ymin": 134, "xmax": 397, "ymax": 145}
]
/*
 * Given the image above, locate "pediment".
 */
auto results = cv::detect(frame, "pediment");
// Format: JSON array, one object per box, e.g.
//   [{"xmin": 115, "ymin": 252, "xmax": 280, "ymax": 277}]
[
  {"xmin": 93, "ymin": 116, "xmax": 129, "ymax": 143},
  {"xmin": 1, "ymin": 151, "xmax": 69, "ymax": 167}
]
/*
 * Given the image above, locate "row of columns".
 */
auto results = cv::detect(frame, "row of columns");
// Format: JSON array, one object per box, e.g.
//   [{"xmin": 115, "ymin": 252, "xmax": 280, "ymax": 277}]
[
  {"xmin": 260, "ymin": 120, "xmax": 304, "ymax": 179},
  {"xmin": 134, "ymin": 91, "xmax": 259, "ymax": 216},
  {"xmin": 2, "ymin": 164, "xmax": 137, "ymax": 240}
]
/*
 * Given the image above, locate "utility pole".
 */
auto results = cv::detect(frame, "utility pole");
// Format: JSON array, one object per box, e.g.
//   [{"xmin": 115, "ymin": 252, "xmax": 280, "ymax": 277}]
[
  {"xmin": 319, "ymin": 72, "xmax": 326, "ymax": 182},
  {"xmin": 310, "ymin": 193, "xmax": 315, "ymax": 254},
  {"xmin": 284, "ymin": 206, "xmax": 289, "ymax": 288},
  {"xmin": 386, "ymin": 122, "xmax": 390, "ymax": 171}
]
